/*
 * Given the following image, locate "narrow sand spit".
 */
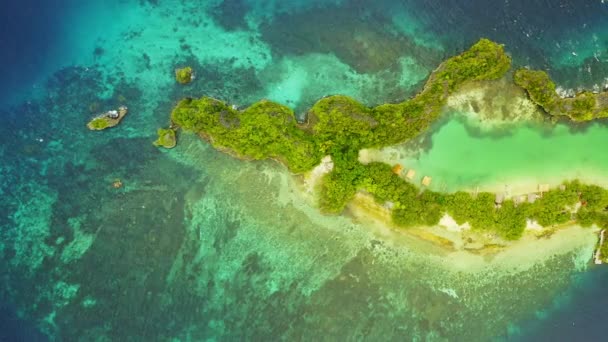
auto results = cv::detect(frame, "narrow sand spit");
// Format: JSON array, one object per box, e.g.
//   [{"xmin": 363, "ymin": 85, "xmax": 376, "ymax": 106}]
[{"xmin": 346, "ymin": 192, "xmax": 598, "ymax": 273}]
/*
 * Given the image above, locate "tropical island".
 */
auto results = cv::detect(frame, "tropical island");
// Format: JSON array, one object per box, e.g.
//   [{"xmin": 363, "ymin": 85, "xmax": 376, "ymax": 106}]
[{"xmin": 167, "ymin": 39, "xmax": 608, "ymax": 260}]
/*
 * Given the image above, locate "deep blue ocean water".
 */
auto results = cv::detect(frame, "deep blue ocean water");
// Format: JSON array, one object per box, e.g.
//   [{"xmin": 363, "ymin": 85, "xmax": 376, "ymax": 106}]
[
  {"xmin": 0, "ymin": 1, "xmax": 66, "ymax": 105},
  {"xmin": 2, "ymin": 0, "xmax": 608, "ymax": 340}
]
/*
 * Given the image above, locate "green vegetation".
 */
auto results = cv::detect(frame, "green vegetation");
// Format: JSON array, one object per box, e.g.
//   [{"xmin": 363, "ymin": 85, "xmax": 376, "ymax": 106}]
[
  {"xmin": 169, "ymin": 38, "xmax": 608, "ymax": 240},
  {"xmin": 514, "ymin": 68, "xmax": 608, "ymax": 121},
  {"xmin": 153, "ymin": 128, "xmax": 177, "ymax": 149},
  {"xmin": 172, "ymin": 97, "xmax": 321, "ymax": 172},
  {"xmin": 175, "ymin": 66, "xmax": 194, "ymax": 84},
  {"xmin": 367, "ymin": 175, "xmax": 608, "ymax": 240},
  {"xmin": 172, "ymin": 39, "xmax": 510, "ymax": 172},
  {"xmin": 87, "ymin": 117, "xmax": 110, "ymax": 130}
]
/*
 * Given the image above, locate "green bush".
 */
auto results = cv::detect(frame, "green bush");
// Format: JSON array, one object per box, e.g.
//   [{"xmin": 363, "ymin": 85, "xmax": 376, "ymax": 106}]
[
  {"xmin": 514, "ymin": 69, "xmax": 557, "ymax": 111},
  {"xmin": 175, "ymin": 67, "xmax": 194, "ymax": 84}
]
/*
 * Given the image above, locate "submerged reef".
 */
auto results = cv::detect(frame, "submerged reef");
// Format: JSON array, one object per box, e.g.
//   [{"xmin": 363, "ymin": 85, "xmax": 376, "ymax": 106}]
[
  {"xmin": 169, "ymin": 39, "xmax": 608, "ymax": 240},
  {"xmin": 515, "ymin": 69, "xmax": 608, "ymax": 121}
]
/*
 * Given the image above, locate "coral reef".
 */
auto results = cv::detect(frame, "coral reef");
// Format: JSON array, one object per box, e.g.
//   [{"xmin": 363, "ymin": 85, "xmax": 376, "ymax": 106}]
[{"xmin": 171, "ymin": 39, "xmax": 510, "ymax": 172}]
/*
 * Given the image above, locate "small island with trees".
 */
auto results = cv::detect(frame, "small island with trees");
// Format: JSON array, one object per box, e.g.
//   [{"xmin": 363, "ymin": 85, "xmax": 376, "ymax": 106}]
[
  {"xmin": 175, "ymin": 66, "xmax": 194, "ymax": 85},
  {"xmin": 166, "ymin": 39, "xmax": 608, "ymax": 262},
  {"xmin": 87, "ymin": 106, "xmax": 128, "ymax": 130}
]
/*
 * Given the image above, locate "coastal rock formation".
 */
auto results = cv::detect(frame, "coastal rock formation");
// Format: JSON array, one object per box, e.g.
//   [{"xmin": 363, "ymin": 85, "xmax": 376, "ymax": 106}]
[{"xmin": 87, "ymin": 106, "xmax": 128, "ymax": 131}]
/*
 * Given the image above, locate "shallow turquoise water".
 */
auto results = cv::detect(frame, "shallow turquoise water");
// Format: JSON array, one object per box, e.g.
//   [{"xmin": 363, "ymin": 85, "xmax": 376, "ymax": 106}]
[
  {"xmin": 2, "ymin": 0, "xmax": 608, "ymax": 340},
  {"xmin": 368, "ymin": 116, "xmax": 608, "ymax": 193}
]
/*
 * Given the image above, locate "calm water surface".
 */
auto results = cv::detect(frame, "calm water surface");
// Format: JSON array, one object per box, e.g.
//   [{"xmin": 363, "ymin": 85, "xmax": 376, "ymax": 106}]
[{"xmin": 1, "ymin": 0, "xmax": 608, "ymax": 340}]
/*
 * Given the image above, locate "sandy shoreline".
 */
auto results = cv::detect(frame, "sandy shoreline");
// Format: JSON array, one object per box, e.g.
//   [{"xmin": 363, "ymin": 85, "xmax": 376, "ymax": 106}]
[{"xmin": 344, "ymin": 192, "xmax": 598, "ymax": 273}]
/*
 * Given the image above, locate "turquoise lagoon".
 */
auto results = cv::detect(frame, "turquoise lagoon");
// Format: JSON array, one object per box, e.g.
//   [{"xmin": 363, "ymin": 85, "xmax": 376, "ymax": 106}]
[{"xmin": 363, "ymin": 114, "xmax": 608, "ymax": 195}]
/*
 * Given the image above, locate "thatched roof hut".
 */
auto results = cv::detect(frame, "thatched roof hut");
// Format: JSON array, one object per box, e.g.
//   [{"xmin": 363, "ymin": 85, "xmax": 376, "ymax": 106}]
[{"xmin": 422, "ymin": 176, "xmax": 432, "ymax": 186}]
